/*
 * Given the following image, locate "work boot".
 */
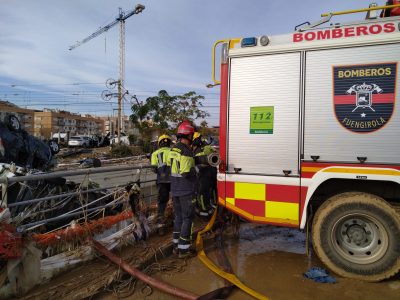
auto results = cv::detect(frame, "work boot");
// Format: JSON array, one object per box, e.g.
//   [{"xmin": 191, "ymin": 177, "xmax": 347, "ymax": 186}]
[{"xmin": 178, "ymin": 247, "xmax": 197, "ymax": 259}]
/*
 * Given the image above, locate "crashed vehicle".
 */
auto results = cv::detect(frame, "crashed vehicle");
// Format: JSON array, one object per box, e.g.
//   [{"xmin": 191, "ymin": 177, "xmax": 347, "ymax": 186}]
[
  {"xmin": 1, "ymin": 176, "xmax": 121, "ymax": 235},
  {"xmin": 0, "ymin": 162, "xmax": 123, "ymax": 234},
  {"xmin": 0, "ymin": 115, "xmax": 121, "ymax": 233},
  {"xmin": 0, "ymin": 115, "xmax": 59, "ymax": 170}
]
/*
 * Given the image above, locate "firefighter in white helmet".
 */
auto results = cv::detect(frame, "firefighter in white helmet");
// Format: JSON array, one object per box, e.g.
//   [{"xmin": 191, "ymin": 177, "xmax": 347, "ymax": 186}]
[{"xmin": 151, "ymin": 134, "xmax": 172, "ymax": 231}]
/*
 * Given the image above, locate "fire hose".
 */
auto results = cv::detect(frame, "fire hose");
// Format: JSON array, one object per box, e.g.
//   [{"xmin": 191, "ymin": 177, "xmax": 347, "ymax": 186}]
[
  {"xmin": 195, "ymin": 226, "xmax": 235, "ymax": 300},
  {"xmin": 195, "ymin": 208, "xmax": 269, "ymax": 300},
  {"xmin": 92, "ymin": 240, "xmax": 199, "ymax": 300},
  {"xmin": 91, "ymin": 206, "xmax": 269, "ymax": 299}
]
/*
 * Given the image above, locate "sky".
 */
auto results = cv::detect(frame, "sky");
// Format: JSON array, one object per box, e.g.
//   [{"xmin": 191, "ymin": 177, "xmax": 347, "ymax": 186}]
[{"xmin": 0, "ymin": 0, "xmax": 388, "ymax": 126}]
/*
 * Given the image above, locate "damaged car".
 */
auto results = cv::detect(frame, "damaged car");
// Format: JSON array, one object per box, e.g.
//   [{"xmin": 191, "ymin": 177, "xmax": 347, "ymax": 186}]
[{"xmin": 0, "ymin": 115, "xmax": 59, "ymax": 170}]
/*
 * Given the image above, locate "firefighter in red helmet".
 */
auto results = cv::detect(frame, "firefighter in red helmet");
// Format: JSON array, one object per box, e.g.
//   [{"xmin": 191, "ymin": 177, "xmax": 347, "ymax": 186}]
[{"xmin": 167, "ymin": 120, "xmax": 197, "ymax": 258}]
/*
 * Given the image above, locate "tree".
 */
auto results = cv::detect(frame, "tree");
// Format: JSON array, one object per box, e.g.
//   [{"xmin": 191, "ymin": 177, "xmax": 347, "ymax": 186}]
[
  {"xmin": 199, "ymin": 120, "xmax": 212, "ymax": 136},
  {"xmin": 130, "ymin": 90, "xmax": 210, "ymax": 134}
]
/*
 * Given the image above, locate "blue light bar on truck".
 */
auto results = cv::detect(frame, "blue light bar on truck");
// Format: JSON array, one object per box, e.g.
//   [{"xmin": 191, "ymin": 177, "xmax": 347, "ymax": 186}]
[{"xmin": 241, "ymin": 37, "xmax": 257, "ymax": 47}]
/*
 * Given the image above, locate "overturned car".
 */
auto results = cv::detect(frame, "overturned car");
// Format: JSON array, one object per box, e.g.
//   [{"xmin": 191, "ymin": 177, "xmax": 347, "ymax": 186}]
[
  {"xmin": 0, "ymin": 114, "xmax": 59, "ymax": 170},
  {"xmin": 0, "ymin": 115, "xmax": 120, "ymax": 233}
]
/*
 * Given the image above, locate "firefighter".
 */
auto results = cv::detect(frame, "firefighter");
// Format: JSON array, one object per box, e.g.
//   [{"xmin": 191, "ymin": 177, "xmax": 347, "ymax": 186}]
[
  {"xmin": 151, "ymin": 134, "xmax": 172, "ymax": 232},
  {"xmin": 167, "ymin": 121, "xmax": 197, "ymax": 258},
  {"xmin": 192, "ymin": 132, "xmax": 217, "ymax": 217}
]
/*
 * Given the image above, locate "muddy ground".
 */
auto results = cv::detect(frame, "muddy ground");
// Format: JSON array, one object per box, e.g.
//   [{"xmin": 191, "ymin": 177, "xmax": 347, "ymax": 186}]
[
  {"xmin": 96, "ymin": 224, "xmax": 400, "ymax": 300},
  {"xmin": 20, "ymin": 233, "xmax": 175, "ymax": 300},
  {"xmin": 19, "ymin": 222, "xmax": 400, "ymax": 300}
]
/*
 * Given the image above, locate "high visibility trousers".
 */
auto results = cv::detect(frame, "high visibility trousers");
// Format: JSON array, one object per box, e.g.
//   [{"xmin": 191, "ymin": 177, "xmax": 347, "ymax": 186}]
[
  {"xmin": 157, "ymin": 183, "xmax": 170, "ymax": 215},
  {"xmin": 172, "ymin": 194, "xmax": 195, "ymax": 253}
]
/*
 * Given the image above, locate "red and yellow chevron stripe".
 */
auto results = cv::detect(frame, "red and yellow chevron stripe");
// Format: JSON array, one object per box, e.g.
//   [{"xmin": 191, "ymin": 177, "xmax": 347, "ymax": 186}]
[{"xmin": 218, "ymin": 181, "xmax": 307, "ymax": 227}]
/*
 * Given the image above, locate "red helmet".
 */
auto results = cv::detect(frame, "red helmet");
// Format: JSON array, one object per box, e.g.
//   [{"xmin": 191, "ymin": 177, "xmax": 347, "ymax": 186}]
[{"xmin": 177, "ymin": 120, "xmax": 195, "ymax": 135}]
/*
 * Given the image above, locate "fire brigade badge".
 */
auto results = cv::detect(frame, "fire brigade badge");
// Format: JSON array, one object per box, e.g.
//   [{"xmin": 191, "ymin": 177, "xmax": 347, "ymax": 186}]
[{"xmin": 333, "ymin": 63, "xmax": 397, "ymax": 133}]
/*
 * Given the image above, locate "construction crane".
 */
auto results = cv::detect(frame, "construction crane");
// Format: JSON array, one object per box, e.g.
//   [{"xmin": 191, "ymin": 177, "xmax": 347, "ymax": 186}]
[{"xmin": 69, "ymin": 4, "xmax": 145, "ymax": 141}]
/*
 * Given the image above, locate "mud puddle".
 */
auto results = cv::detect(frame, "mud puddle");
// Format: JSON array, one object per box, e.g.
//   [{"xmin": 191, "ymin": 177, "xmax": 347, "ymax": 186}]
[{"xmin": 97, "ymin": 223, "xmax": 400, "ymax": 300}]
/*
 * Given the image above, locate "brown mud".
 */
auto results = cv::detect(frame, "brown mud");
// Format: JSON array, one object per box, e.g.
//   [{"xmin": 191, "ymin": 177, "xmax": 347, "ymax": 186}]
[
  {"xmin": 19, "ymin": 218, "xmax": 207, "ymax": 300},
  {"xmin": 19, "ymin": 233, "xmax": 174, "ymax": 300},
  {"xmin": 97, "ymin": 224, "xmax": 400, "ymax": 300},
  {"xmin": 19, "ymin": 222, "xmax": 400, "ymax": 300}
]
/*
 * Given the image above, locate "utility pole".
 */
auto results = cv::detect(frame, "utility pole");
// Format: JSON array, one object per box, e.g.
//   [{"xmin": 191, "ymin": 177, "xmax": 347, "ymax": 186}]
[
  {"xmin": 102, "ymin": 80, "xmax": 132, "ymax": 143},
  {"xmin": 119, "ymin": 11, "xmax": 126, "ymax": 124},
  {"xmin": 117, "ymin": 80, "xmax": 122, "ymax": 142}
]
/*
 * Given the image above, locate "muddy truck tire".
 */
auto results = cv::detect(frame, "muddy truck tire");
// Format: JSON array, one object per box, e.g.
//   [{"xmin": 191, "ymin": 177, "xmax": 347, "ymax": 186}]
[{"xmin": 312, "ymin": 192, "xmax": 400, "ymax": 282}]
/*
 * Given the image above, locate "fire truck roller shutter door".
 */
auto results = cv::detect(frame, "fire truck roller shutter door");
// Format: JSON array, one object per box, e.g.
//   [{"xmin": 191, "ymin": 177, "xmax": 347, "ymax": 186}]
[
  {"xmin": 304, "ymin": 43, "xmax": 400, "ymax": 164},
  {"xmin": 228, "ymin": 52, "xmax": 301, "ymax": 176}
]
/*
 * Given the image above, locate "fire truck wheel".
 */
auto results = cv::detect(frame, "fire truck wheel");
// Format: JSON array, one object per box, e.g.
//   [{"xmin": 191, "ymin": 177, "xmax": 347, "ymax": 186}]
[{"xmin": 312, "ymin": 192, "xmax": 400, "ymax": 282}]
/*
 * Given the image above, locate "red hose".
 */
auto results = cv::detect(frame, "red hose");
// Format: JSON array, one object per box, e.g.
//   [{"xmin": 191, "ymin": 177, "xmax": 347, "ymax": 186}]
[{"xmin": 92, "ymin": 240, "xmax": 198, "ymax": 300}]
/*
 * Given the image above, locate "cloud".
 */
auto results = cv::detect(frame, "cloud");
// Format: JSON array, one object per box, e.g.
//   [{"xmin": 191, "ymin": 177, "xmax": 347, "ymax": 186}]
[{"xmin": 0, "ymin": 0, "xmax": 386, "ymax": 125}]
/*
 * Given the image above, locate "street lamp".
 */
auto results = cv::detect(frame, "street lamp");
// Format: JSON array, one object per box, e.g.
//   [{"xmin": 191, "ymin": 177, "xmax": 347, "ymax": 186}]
[
  {"xmin": 134, "ymin": 4, "xmax": 145, "ymax": 14},
  {"xmin": 206, "ymin": 83, "xmax": 219, "ymax": 88}
]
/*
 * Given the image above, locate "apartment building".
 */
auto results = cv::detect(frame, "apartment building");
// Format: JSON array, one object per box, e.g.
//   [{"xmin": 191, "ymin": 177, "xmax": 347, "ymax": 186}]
[
  {"xmin": 0, "ymin": 100, "xmax": 35, "ymax": 134},
  {"xmin": 0, "ymin": 100, "xmax": 105, "ymax": 139},
  {"xmin": 34, "ymin": 109, "xmax": 105, "ymax": 139}
]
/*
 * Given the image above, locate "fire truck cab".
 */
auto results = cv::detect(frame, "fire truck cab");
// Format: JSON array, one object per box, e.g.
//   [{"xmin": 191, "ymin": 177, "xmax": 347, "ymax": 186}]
[{"xmin": 213, "ymin": 3, "xmax": 400, "ymax": 281}]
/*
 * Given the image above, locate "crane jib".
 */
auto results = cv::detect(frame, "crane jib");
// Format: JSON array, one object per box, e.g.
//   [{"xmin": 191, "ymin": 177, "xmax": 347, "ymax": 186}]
[{"xmin": 68, "ymin": 4, "xmax": 145, "ymax": 51}]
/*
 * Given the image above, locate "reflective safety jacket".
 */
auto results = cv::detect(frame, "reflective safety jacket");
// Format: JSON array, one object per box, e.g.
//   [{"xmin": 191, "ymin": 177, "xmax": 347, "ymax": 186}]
[
  {"xmin": 194, "ymin": 144, "xmax": 215, "ymax": 166},
  {"xmin": 167, "ymin": 142, "xmax": 196, "ymax": 197},
  {"xmin": 151, "ymin": 147, "xmax": 171, "ymax": 183}
]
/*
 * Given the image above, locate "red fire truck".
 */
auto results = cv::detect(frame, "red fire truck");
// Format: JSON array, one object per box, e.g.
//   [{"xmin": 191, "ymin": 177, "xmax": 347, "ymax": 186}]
[{"xmin": 212, "ymin": 3, "xmax": 400, "ymax": 281}]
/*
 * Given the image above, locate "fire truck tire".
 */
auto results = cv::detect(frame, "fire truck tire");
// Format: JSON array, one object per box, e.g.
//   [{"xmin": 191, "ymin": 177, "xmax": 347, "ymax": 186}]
[{"xmin": 312, "ymin": 192, "xmax": 400, "ymax": 282}]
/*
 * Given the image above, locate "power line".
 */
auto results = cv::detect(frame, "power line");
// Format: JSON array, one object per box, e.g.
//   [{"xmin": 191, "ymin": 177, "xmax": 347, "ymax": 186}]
[
  {"xmin": 11, "ymin": 102, "xmax": 220, "ymax": 108},
  {"xmin": 0, "ymin": 85, "xmax": 220, "ymax": 95},
  {"xmin": 0, "ymin": 82, "xmax": 105, "ymax": 87},
  {"xmin": 0, "ymin": 93, "xmax": 220, "ymax": 99}
]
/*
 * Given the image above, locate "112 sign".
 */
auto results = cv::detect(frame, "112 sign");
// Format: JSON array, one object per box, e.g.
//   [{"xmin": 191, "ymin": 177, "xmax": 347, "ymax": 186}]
[
  {"xmin": 253, "ymin": 112, "xmax": 272, "ymax": 121},
  {"xmin": 250, "ymin": 106, "xmax": 274, "ymax": 134}
]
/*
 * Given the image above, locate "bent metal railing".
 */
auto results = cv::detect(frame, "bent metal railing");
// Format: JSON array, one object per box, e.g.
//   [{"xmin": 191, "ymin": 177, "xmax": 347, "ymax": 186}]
[{"xmin": 0, "ymin": 163, "xmax": 157, "ymax": 233}]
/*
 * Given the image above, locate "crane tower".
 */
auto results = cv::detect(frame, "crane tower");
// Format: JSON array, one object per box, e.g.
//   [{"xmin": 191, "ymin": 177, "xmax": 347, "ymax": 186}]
[{"xmin": 69, "ymin": 4, "xmax": 145, "ymax": 138}]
